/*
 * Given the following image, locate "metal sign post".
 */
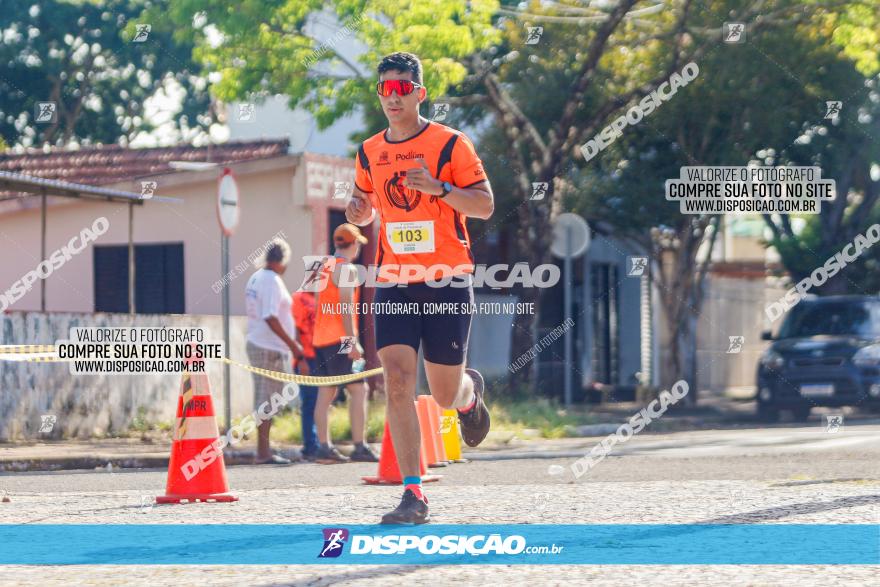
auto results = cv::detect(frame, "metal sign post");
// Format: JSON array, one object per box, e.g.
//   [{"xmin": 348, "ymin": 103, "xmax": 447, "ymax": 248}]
[
  {"xmin": 217, "ymin": 168, "xmax": 240, "ymax": 432},
  {"xmin": 551, "ymin": 213, "xmax": 591, "ymax": 409},
  {"xmin": 564, "ymin": 226, "xmax": 573, "ymax": 408},
  {"xmin": 221, "ymin": 235, "xmax": 230, "ymax": 431}
]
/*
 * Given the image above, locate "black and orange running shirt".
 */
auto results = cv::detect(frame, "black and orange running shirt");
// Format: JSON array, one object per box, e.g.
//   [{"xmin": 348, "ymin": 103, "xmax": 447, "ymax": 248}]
[{"xmin": 354, "ymin": 121, "xmax": 488, "ymax": 283}]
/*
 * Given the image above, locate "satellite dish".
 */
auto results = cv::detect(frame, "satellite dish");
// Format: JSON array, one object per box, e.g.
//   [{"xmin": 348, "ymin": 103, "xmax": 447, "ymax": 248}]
[
  {"xmin": 551, "ymin": 213, "xmax": 590, "ymax": 258},
  {"xmin": 217, "ymin": 168, "xmax": 240, "ymax": 236}
]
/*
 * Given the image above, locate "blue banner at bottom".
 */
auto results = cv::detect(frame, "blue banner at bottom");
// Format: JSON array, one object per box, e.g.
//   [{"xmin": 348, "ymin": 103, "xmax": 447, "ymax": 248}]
[{"xmin": 0, "ymin": 525, "xmax": 877, "ymax": 565}]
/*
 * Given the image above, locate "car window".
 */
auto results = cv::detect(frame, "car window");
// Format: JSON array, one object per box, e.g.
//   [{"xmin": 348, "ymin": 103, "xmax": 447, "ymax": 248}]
[{"xmin": 778, "ymin": 301, "xmax": 880, "ymax": 338}]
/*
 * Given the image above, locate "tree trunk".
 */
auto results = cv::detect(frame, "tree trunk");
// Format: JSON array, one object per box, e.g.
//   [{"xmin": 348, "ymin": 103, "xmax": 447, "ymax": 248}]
[
  {"xmin": 665, "ymin": 302, "xmax": 698, "ymax": 406},
  {"xmin": 654, "ymin": 218, "xmax": 719, "ymax": 405}
]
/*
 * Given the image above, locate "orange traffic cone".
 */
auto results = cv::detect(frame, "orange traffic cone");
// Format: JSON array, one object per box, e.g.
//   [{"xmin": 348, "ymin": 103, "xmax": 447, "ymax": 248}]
[
  {"xmin": 416, "ymin": 395, "xmax": 447, "ymax": 467},
  {"xmin": 362, "ymin": 417, "xmax": 441, "ymax": 485},
  {"xmin": 157, "ymin": 364, "xmax": 237, "ymax": 504},
  {"xmin": 421, "ymin": 395, "xmax": 449, "ymax": 465}
]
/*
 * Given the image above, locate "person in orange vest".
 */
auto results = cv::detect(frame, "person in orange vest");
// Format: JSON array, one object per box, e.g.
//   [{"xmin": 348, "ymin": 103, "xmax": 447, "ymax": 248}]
[
  {"xmin": 311, "ymin": 224, "xmax": 379, "ymax": 464},
  {"xmin": 292, "ymin": 289, "xmax": 319, "ymax": 461}
]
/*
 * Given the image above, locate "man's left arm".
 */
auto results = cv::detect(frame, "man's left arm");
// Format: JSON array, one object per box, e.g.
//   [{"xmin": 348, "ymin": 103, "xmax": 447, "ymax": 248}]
[
  {"xmin": 433, "ymin": 175, "xmax": 494, "ymax": 220},
  {"xmin": 403, "ymin": 134, "xmax": 494, "ymax": 219}
]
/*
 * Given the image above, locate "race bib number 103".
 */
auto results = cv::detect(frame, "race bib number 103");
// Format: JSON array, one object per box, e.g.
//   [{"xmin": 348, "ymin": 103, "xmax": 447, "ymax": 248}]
[{"xmin": 386, "ymin": 220, "xmax": 435, "ymax": 254}]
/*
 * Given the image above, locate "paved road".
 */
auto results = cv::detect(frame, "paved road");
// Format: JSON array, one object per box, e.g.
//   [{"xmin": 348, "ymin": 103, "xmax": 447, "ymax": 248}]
[{"xmin": 1, "ymin": 423, "xmax": 878, "ymax": 586}]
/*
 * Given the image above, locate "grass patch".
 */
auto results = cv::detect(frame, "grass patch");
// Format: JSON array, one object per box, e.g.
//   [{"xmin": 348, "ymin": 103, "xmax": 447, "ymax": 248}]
[
  {"xmin": 271, "ymin": 396, "xmax": 595, "ymax": 443},
  {"xmin": 489, "ymin": 398, "xmax": 595, "ymax": 438},
  {"xmin": 271, "ymin": 403, "xmax": 385, "ymax": 444},
  {"xmin": 122, "ymin": 396, "xmax": 590, "ymax": 443}
]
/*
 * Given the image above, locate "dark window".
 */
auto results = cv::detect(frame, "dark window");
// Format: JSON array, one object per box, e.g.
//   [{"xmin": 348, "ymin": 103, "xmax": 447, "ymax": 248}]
[
  {"xmin": 535, "ymin": 258, "xmax": 584, "ymax": 401},
  {"xmin": 328, "ymin": 210, "xmax": 348, "ymax": 255},
  {"xmin": 93, "ymin": 243, "xmax": 185, "ymax": 313},
  {"xmin": 779, "ymin": 300, "xmax": 880, "ymax": 338},
  {"xmin": 591, "ymin": 262, "xmax": 619, "ymax": 385}
]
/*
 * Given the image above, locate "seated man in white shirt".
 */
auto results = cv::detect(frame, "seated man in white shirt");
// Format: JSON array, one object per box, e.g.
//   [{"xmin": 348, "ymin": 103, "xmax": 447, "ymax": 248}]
[{"xmin": 244, "ymin": 238, "xmax": 306, "ymax": 464}]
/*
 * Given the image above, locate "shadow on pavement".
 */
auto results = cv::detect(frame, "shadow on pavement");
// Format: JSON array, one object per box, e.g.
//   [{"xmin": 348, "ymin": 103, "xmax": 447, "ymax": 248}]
[
  {"xmin": 697, "ymin": 493, "xmax": 880, "ymax": 524},
  {"xmin": 258, "ymin": 565, "xmax": 424, "ymax": 586}
]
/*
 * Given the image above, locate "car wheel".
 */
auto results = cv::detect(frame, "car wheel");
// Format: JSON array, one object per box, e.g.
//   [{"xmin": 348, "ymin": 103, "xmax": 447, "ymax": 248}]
[
  {"xmin": 791, "ymin": 406, "xmax": 811, "ymax": 422},
  {"xmin": 757, "ymin": 403, "xmax": 780, "ymax": 423}
]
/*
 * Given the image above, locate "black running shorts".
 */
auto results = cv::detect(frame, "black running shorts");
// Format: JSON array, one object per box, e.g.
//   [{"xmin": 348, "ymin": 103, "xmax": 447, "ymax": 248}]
[
  {"xmin": 373, "ymin": 281, "xmax": 474, "ymax": 365},
  {"xmin": 313, "ymin": 343, "xmax": 355, "ymax": 377}
]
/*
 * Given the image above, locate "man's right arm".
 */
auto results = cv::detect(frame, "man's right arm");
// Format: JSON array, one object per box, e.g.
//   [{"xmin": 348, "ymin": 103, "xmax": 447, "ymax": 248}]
[{"xmin": 345, "ymin": 186, "xmax": 375, "ymax": 226}]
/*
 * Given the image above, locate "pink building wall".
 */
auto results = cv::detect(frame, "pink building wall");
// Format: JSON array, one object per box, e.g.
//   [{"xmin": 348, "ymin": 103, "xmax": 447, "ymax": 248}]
[{"xmin": 0, "ymin": 153, "xmax": 359, "ymax": 316}]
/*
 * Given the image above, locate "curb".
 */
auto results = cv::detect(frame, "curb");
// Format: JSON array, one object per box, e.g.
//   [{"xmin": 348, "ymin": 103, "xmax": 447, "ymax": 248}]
[
  {"xmin": 0, "ymin": 456, "xmax": 169, "ymax": 473},
  {"xmin": 0, "ymin": 449, "xmax": 306, "ymax": 473}
]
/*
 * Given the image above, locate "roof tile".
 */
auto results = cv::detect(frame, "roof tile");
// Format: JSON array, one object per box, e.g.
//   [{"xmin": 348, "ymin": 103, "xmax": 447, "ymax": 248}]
[{"xmin": 0, "ymin": 139, "xmax": 290, "ymax": 188}]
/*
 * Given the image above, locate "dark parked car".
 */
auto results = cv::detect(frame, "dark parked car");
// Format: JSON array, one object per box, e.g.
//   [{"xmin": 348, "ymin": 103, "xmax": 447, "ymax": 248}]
[{"xmin": 757, "ymin": 295, "xmax": 880, "ymax": 422}]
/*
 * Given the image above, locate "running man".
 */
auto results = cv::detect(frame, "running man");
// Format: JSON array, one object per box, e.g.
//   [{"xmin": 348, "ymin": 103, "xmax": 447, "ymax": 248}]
[
  {"xmin": 346, "ymin": 52, "xmax": 494, "ymax": 524},
  {"xmin": 311, "ymin": 224, "xmax": 379, "ymax": 464}
]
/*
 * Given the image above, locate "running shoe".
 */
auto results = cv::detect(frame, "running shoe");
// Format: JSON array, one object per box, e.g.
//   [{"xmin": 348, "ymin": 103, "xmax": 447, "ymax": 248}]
[
  {"xmin": 380, "ymin": 489, "xmax": 430, "ymax": 525},
  {"xmin": 349, "ymin": 443, "xmax": 380, "ymax": 462},
  {"xmin": 458, "ymin": 368, "xmax": 490, "ymax": 447},
  {"xmin": 315, "ymin": 445, "xmax": 351, "ymax": 464}
]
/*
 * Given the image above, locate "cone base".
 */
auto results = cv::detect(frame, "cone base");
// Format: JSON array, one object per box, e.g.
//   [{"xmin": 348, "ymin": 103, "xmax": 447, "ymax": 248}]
[
  {"xmin": 361, "ymin": 474, "xmax": 441, "ymax": 485},
  {"xmin": 428, "ymin": 461, "xmax": 449, "ymax": 467},
  {"xmin": 156, "ymin": 493, "xmax": 238, "ymax": 504}
]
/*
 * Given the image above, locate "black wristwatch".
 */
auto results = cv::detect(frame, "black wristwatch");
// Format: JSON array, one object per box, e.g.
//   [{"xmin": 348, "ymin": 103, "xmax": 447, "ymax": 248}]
[{"xmin": 439, "ymin": 181, "xmax": 453, "ymax": 198}]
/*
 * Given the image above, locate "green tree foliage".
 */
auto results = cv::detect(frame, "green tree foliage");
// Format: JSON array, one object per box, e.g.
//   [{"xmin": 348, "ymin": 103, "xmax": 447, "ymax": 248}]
[
  {"xmin": 0, "ymin": 0, "xmax": 214, "ymax": 147},
  {"xmin": 760, "ymin": 2, "xmax": 880, "ymax": 294},
  {"xmin": 160, "ymin": 0, "xmax": 500, "ymax": 136}
]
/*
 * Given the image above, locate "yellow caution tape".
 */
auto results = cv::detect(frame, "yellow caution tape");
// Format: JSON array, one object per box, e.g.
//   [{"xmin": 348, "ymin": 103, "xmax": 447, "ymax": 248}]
[
  {"xmin": 221, "ymin": 357, "xmax": 383, "ymax": 386},
  {"xmin": 0, "ymin": 345, "xmax": 382, "ymax": 385},
  {"xmin": 0, "ymin": 344, "xmax": 58, "ymax": 354},
  {"xmin": 2, "ymin": 353, "xmax": 72, "ymax": 362}
]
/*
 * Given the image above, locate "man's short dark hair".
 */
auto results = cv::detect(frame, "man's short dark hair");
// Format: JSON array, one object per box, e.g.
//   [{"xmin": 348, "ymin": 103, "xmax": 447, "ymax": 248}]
[{"xmin": 377, "ymin": 52, "xmax": 423, "ymax": 85}]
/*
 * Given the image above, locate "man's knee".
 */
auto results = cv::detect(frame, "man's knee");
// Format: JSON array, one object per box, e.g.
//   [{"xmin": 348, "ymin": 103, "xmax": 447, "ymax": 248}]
[{"xmin": 383, "ymin": 362, "xmax": 417, "ymax": 401}]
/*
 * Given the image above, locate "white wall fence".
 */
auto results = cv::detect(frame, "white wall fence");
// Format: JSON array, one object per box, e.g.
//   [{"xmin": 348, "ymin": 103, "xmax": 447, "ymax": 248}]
[
  {"xmin": 0, "ymin": 312, "xmax": 256, "ymax": 441},
  {"xmin": 695, "ymin": 275, "xmax": 786, "ymax": 397}
]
